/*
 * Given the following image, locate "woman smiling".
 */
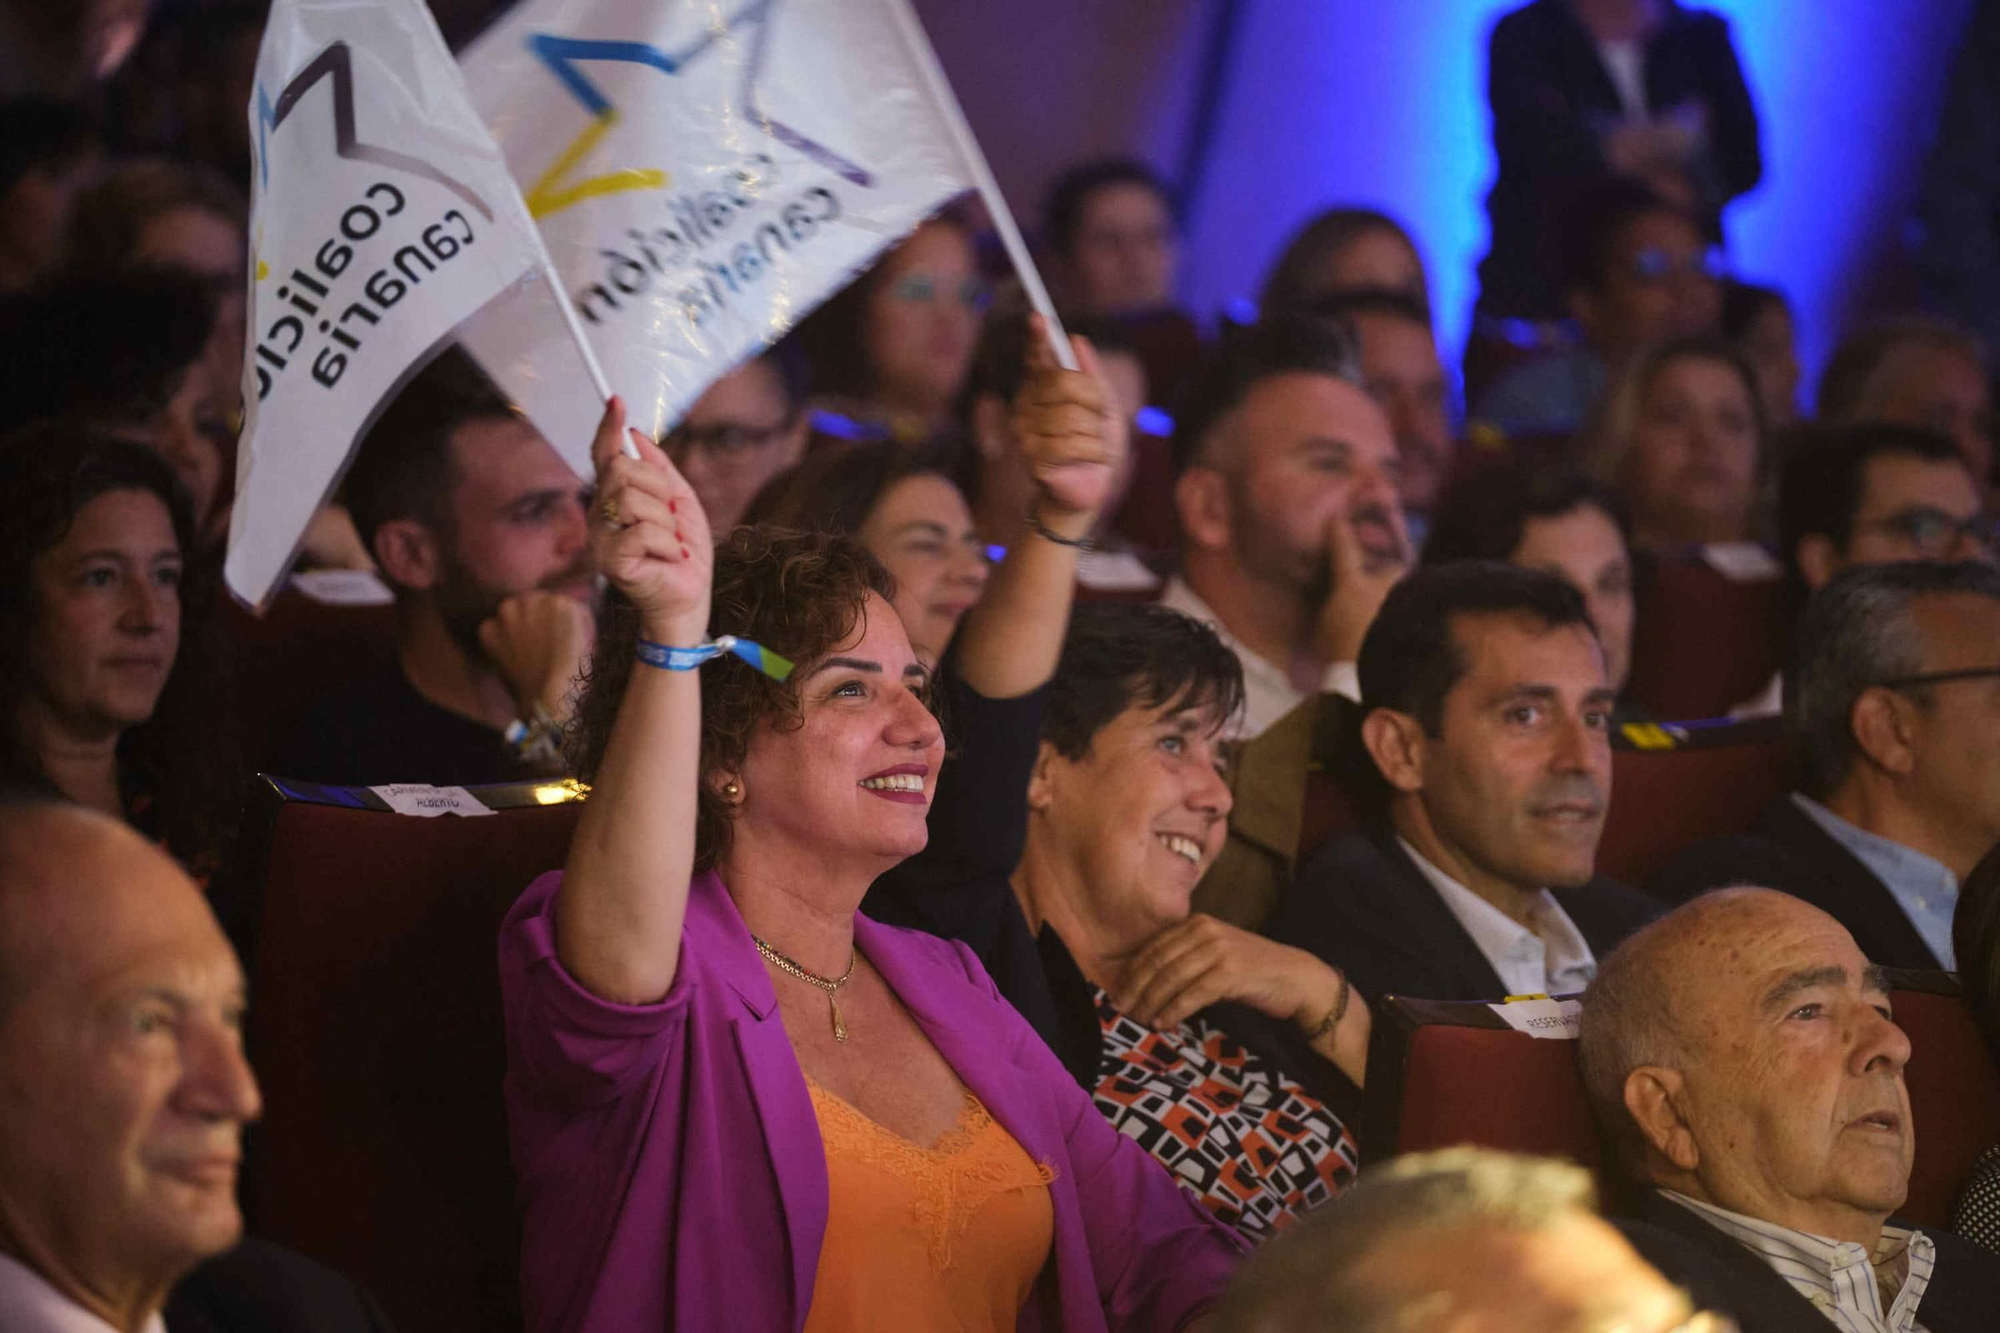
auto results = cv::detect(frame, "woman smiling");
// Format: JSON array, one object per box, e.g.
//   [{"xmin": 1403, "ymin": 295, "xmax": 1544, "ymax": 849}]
[{"xmin": 501, "ymin": 332, "xmax": 1239, "ymax": 1331}]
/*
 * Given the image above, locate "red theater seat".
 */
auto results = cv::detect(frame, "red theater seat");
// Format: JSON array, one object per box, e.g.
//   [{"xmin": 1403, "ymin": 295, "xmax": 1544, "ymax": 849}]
[
  {"xmin": 1364, "ymin": 995, "xmax": 1603, "ymax": 1170},
  {"xmin": 220, "ymin": 587, "xmax": 398, "ymax": 768},
  {"xmin": 237, "ymin": 777, "xmax": 586, "ymax": 1333},
  {"xmin": 1598, "ymin": 717, "xmax": 1796, "ymax": 887},
  {"xmin": 1892, "ymin": 972, "xmax": 2000, "ymax": 1227},
  {"xmin": 1109, "ymin": 429, "xmax": 1180, "ymax": 559},
  {"xmin": 1365, "ymin": 972, "xmax": 2000, "ymax": 1230},
  {"xmin": 1624, "ymin": 553, "xmax": 1785, "ymax": 722}
]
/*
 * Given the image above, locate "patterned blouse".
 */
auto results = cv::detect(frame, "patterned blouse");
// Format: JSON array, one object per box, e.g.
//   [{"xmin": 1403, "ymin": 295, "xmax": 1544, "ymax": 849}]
[{"xmin": 1091, "ymin": 989, "xmax": 1360, "ymax": 1241}]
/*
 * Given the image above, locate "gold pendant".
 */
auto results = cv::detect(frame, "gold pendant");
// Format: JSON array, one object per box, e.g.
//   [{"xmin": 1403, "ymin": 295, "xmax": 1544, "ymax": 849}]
[{"xmin": 830, "ymin": 995, "xmax": 848, "ymax": 1042}]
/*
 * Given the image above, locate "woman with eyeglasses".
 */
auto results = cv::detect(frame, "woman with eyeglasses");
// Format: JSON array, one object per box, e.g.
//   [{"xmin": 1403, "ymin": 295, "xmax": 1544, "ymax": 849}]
[
  {"xmin": 1473, "ymin": 181, "xmax": 1726, "ymax": 439},
  {"xmin": 797, "ymin": 210, "xmax": 990, "ymax": 444},
  {"xmin": 744, "ymin": 441, "xmax": 990, "ymax": 666},
  {"xmin": 1583, "ymin": 334, "xmax": 1766, "ymax": 554}
]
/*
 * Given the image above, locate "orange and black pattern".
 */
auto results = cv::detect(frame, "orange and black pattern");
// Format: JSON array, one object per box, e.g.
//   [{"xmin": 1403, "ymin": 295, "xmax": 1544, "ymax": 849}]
[{"xmin": 1090, "ymin": 990, "xmax": 1360, "ymax": 1241}]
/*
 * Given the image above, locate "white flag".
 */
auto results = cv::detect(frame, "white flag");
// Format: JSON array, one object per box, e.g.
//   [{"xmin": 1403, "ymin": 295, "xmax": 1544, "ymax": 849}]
[
  {"xmin": 228, "ymin": 0, "xmax": 577, "ymax": 608},
  {"xmin": 457, "ymin": 0, "xmax": 980, "ymax": 443}
]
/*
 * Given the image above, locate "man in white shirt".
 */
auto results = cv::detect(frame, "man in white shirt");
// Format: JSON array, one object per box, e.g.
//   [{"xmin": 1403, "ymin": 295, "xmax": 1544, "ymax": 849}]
[
  {"xmin": 1579, "ymin": 887, "xmax": 2000, "ymax": 1332},
  {"xmin": 1163, "ymin": 313, "xmax": 1412, "ymax": 738},
  {"xmin": 0, "ymin": 797, "xmax": 389, "ymax": 1332},
  {"xmin": 1266, "ymin": 562, "xmax": 1660, "ymax": 1002}
]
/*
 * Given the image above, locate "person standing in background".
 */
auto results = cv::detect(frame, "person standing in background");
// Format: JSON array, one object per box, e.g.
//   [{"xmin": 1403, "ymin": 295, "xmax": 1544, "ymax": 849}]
[{"xmin": 1471, "ymin": 0, "xmax": 1759, "ymax": 393}]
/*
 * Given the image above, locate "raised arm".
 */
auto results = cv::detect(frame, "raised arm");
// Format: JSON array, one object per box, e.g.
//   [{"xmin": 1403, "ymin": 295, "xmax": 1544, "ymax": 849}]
[
  {"xmin": 554, "ymin": 399, "xmax": 715, "ymax": 1004},
  {"xmin": 951, "ymin": 318, "xmax": 1128, "ymax": 699}
]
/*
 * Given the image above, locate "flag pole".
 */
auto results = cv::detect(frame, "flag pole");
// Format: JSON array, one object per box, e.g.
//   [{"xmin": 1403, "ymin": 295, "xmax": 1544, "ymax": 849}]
[
  {"xmin": 523, "ymin": 251, "xmax": 641, "ymax": 459},
  {"xmin": 878, "ymin": 0, "xmax": 1078, "ymax": 372}
]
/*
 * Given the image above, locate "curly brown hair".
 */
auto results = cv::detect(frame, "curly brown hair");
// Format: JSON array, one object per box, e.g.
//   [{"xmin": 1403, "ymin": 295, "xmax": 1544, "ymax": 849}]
[{"xmin": 571, "ymin": 526, "xmax": 898, "ymax": 871}]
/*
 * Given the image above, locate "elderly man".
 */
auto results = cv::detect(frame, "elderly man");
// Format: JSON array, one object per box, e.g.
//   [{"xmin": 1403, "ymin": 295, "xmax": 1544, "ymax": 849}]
[
  {"xmin": 1266, "ymin": 562, "xmax": 1659, "ymax": 1001},
  {"xmin": 0, "ymin": 796, "xmax": 390, "ymax": 1331},
  {"xmin": 1658, "ymin": 561, "xmax": 2000, "ymax": 969},
  {"xmin": 1212, "ymin": 1147, "xmax": 1706, "ymax": 1333},
  {"xmin": 1580, "ymin": 887, "xmax": 2000, "ymax": 1331}
]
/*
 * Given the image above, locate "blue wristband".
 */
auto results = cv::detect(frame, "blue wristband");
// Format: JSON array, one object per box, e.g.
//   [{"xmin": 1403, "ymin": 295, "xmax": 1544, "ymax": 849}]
[{"xmin": 635, "ymin": 634, "xmax": 794, "ymax": 680}]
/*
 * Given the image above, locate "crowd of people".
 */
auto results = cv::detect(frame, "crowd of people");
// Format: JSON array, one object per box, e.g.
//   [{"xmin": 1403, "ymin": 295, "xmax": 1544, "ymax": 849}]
[{"xmin": 6, "ymin": 0, "xmax": 2000, "ymax": 1331}]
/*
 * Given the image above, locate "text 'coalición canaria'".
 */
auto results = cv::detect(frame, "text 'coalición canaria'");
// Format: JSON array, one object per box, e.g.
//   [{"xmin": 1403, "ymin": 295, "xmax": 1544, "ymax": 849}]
[{"xmin": 252, "ymin": 182, "xmax": 476, "ymax": 401}]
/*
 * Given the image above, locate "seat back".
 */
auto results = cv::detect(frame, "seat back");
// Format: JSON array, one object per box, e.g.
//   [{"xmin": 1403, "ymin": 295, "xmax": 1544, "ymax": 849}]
[
  {"xmin": 1109, "ymin": 429, "xmax": 1180, "ymax": 559},
  {"xmin": 1599, "ymin": 717, "xmax": 1796, "ymax": 886},
  {"xmin": 220, "ymin": 589, "xmax": 398, "ymax": 768},
  {"xmin": 1365, "ymin": 996, "xmax": 1603, "ymax": 1169},
  {"xmin": 1367, "ymin": 974, "xmax": 1998, "ymax": 1230},
  {"xmin": 1624, "ymin": 554, "xmax": 1785, "ymax": 722},
  {"xmin": 1890, "ymin": 970, "xmax": 2000, "ymax": 1227},
  {"xmin": 237, "ymin": 777, "xmax": 585, "ymax": 1333}
]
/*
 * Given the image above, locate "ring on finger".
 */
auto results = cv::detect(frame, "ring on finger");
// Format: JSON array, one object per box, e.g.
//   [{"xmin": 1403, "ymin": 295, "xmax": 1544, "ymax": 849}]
[{"xmin": 600, "ymin": 494, "xmax": 623, "ymax": 528}]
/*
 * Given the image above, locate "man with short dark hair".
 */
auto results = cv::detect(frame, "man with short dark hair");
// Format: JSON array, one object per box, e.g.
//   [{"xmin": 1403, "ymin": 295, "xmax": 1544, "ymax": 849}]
[
  {"xmin": 273, "ymin": 347, "xmax": 600, "ymax": 786},
  {"xmin": 0, "ymin": 796, "xmax": 393, "ymax": 1331},
  {"xmin": 1163, "ymin": 314, "xmax": 1412, "ymax": 738},
  {"xmin": 1475, "ymin": 180, "xmax": 1722, "ymax": 438},
  {"xmin": 1731, "ymin": 421, "xmax": 1992, "ymax": 717},
  {"xmin": 1314, "ymin": 289, "xmax": 1457, "ymax": 533},
  {"xmin": 1818, "ymin": 318, "xmax": 1994, "ymax": 490},
  {"xmin": 1580, "ymin": 888, "xmax": 2000, "ymax": 1330},
  {"xmin": 1041, "ymin": 157, "xmax": 1180, "ymax": 318},
  {"xmin": 1657, "ymin": 561, "xmax": 2000, "ymax": 970},
  {"xmin": 663, "ymin": 346, "xmax": 809, "ymax": 536},
  {"xmin": 1268, "ymin": 562, "xmax": 1658, "ymax": 1002}
]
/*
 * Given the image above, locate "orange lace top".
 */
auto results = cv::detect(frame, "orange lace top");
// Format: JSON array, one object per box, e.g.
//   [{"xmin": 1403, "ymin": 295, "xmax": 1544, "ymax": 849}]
[{"xmin": 802, "ymin": 1079, "xmax": 1056, "ymax": 1333}]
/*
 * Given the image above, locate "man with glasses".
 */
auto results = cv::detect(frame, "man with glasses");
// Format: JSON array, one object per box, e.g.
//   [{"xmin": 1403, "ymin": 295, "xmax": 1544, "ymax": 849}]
[
  {"xmin": 1581, "ymin": 887, "xmax": 2000, "ymax": 1331},
  {"xmin": 1475, "ymin": 179, "xmax": 1724, "ymax": 438},
  {"xmin": 662, "ymin": 345, "xmax": 810, "ymax": 535},
  {"xmin": 1657, "ymin": 561, "xmax": 2000, "ymax": 969},
  {"xmin": 1732, "ymin": 421, "xmax": 1995, "ymax": 717}
]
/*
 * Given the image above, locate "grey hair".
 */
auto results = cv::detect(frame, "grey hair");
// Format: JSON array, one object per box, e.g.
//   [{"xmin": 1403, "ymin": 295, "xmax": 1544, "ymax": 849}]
[
  {"xmin": 1788, "ymin": 560, "xmax": 2000, "ymax": 796},
  {"xmin": 1211, "ymin": 1148, "xmax": 1597, "ymax": 1333}
]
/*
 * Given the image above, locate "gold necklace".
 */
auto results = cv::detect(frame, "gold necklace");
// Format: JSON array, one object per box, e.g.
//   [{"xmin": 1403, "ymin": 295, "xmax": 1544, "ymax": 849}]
[{"xmin": 751, "ymin": 934, "xmax": 857, "ymax": 1041}]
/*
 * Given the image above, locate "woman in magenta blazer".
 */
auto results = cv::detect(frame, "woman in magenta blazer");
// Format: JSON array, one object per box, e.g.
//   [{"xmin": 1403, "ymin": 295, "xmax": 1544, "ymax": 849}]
[{"xmin": 499, "ymin": 348, "xmax": 1242, "ymax": 1332}]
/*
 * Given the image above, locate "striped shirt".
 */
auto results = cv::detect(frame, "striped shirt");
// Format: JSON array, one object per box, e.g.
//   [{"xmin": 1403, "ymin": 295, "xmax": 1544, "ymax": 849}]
[{"xmin": 1661, "ymin": 1190, "xmax": 1935, "ymax": 1332}]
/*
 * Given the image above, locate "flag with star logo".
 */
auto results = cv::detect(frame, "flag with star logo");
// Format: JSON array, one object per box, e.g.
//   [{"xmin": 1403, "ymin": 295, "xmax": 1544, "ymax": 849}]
[
  {"xmin": 456, "ymin": 0, "xmax": 981, "ymax": 444},
  {"xmin": 229, "ymin": 0, "xmax": 597, "ymax": 607}
]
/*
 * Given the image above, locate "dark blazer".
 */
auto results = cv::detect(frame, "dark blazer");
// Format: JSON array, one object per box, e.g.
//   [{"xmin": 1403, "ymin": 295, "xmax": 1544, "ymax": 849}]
[
  {"xmin": 1649, "ymin": 794, "xmax": 1944, "ymax": 970},
  {"xmin": 1267, "ymin": 826, "xmax": 1662, "ymax": 1003},
  {"xmin": 1479, "ymin": 0, "xmax": 1762, "ymax": 319},
  {"xmin": 1615, "ymin": 1189, "xmax": 2000, "ymax": 1333},
  {"xmin": 166, "ymin": 1240, "xmax": 395, "ymax": 1332}
]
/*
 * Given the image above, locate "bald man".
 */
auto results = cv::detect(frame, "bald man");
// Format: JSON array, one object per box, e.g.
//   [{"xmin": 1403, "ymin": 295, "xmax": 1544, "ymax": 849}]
[
  {"xmin": 1211, "ymin": 1147, "xmax": 1707, "ymax": 1333},
  {"xmin": 0, "ymin": 797, "xmax": 392, "ymax": 1332},
  {"xmin": 1579, "ymin": 887, "xmax": 2000, "ymax": 1332}
]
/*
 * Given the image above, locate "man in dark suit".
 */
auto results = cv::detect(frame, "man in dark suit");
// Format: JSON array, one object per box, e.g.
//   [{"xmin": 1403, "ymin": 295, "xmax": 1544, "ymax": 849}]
[
  {"xmin": 1267, "ymin": 562, "xmax": 1660, "ymax": 1004},
  {"xmin": 1579, "ymin": 887, "xmax": 2000, "ymax": 1330},
  {"xmin": 0, "ymin": 795, "xmax": 391, "ymax": 1332},
  {"xmin": 1655, "ymin": 560, "xmax": 2000, "ymax": 970}
]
